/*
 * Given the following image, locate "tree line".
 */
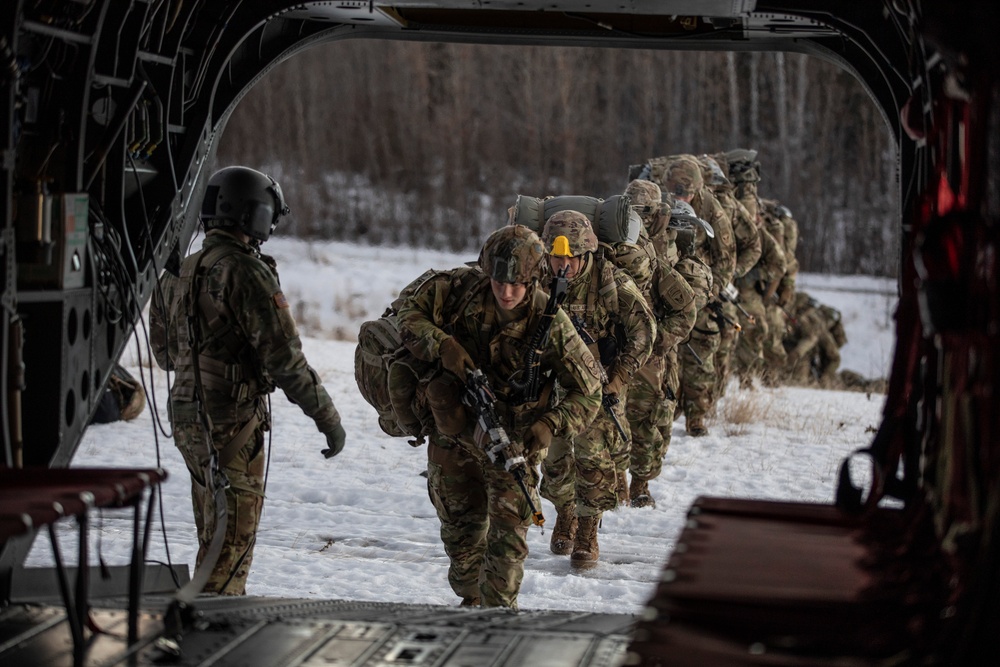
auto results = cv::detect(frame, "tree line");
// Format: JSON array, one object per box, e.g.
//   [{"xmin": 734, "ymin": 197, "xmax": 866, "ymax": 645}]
[{"xmin": 219, "ymin": 40, "xmax": 899, "ymax": 277}]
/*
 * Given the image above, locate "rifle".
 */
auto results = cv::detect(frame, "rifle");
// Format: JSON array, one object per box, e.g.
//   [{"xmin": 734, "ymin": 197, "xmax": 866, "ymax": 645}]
[
  {"xmin": 509, "ymin": 267, "xmax": 568, "ymax": 404},
  {"xmin": 570, "ymin": 314, "xmax": 597, "ymax": 346},
  {"xmin": 572, "ymin": 315, "xmax": 629, "ymax": 442},
  {"xmin": 707, "ymin": 300, "xmax": 741, "ymax": 332},
  {"xmin": 463, "ymin": 369, "xmax": 545, "ymax": 528},
  {"xmin": 602, "ymin": 394, "xmax": 630, "ymax": 444},
  {"xmin": 684, "ymin": 341, "xmax": 704, "ymax": 366},
  {"xmin": 719, "ymin": 282, "xmax": 755, "ymax": 325}
]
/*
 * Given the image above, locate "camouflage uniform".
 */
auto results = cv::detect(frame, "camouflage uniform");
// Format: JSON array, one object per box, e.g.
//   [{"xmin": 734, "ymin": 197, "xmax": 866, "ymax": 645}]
[
  {"xmin": 663, "ymin": 156, "xmax": 736, "ymax": 435},
  {"xmin": 621, "ymin": 180, "xmax": 696, "ymax": 504},
  {"xmin": 784, "ymin": 292, "xmax": 840, "ymax": 385},
  {"xmin": 716, "ymin": 149, "xmax": 763, "ymax": 224},
  {"xmin": 396, "ymin": 224, "xmax": 602, "ymax": 608},
  {"xmin": 539, "ymin": 250, "xmax": 655, "ymax": 515},
  {"xmin": 150, "ymin": 230, "xmax": 343, "ymax": 595},
  {"xmin": 732, "ymin": 221, "xmax": 787, "ymax": 387},
  {"xmin": 759, "ymin": 203, "xmax": 792, "ymax": 385},
  {"xmin": 700, "ymin": 155, "xmax": 762, "ymax": 399},
  {"xmin": 772, "ymin": 204, "xmax": 800, "ymax": 308}
]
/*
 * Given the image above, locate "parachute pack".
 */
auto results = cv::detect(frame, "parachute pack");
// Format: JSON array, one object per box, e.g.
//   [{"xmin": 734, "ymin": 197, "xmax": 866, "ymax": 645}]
[
  {"xmin": 354, "ymin": 270, "xmax": 439, "ymax": 442},
  {"xmin": 354, "ymin": 267, "xmax": 485, "ymax": 443},
  {"xmin": 509, "ymin": 194, "xmax": 642, "ymax": 245}
]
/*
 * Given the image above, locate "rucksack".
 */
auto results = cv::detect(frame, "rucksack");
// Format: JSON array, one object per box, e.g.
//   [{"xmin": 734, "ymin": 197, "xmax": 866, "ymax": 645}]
[
  {"xmin": 354, "ymin": 269, "xmax": 441, "ymax": 441},
  {"xmin": 354, "ymin": 267, "xmax": 486, "ymax": 442},
  {"xmin": 509, "ymin": 194, "xmax": 641, "ymax": 244}
]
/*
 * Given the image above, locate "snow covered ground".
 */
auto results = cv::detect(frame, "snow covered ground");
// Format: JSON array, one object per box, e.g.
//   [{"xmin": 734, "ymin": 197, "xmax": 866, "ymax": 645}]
[{"xmin": 25, "ymin": 237, "xmax": 898, "ymax": 614}]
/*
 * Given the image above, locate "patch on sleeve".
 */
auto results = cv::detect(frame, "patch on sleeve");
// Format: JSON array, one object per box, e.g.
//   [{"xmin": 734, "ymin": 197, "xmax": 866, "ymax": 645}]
[{"xmin": 273, "ymin": 291, "xmax": 290, "ymax": 309}]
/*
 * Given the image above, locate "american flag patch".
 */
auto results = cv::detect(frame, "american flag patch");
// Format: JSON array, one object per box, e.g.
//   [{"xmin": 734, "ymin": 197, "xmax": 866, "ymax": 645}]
[{"xmin": 273, "ymin": 292, "xmax": 289, "ymax": 309}]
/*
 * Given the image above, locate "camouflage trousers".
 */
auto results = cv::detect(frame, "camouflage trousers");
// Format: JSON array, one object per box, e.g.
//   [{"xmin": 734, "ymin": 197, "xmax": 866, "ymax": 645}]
[
  {"xmin": 733, "ymin": 287, "xmax": 768, "ymax": 384},
  {"xmin": 627, "ymin": 354, "xmax": 669, "ymax": 481},
  {"xmin": 173, "ymin": 415, "xmax": 267, "ymax": 596},
  {"xmin": 540, "ymin": 407, "xmax": 623, "ymax": 517},
  {"xmin": 713, "ymin": 301, "xmax": 741, "ymax": 398},
  {"xmin": 426, "ymin": 434, "xmax": 539, "ymax": 609},
  {"xmin": 680, "ymin": 312, "xmax": 721, "ymax": 421},
  {"xmin": 657, "ymin": 347, "xmax": 680, "ymax": 450}
]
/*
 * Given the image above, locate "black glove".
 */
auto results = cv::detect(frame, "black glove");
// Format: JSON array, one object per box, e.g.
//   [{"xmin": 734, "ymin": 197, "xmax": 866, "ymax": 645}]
[{"xmin": 321, "ymin": 423, "xmax": 347, "ymax": 459}]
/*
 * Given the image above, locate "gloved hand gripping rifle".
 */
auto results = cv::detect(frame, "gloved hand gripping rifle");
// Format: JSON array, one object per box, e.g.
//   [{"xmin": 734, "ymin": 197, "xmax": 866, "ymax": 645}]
[{"xmin": 463, "ymin": 369, "xmax": 545, "ymax": 528}]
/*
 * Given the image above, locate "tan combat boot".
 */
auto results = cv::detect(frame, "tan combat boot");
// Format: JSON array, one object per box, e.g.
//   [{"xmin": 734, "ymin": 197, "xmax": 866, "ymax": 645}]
[
  {"xmin": 615, "ymin": 471, "xmax": 630, "ymax": 507},
  {"xmin": 686, "ymin": 415, "xmax": 709, "ymax": 437},
  {"xmin": 630, "ymin": 478, "xmax": 656, "ymax": 508},
  {"xmin": 570, "ymin": 514, "xmax": 601, "ymax": 569},
  {"xmin": 550, "ymin": 503, "xmax": 577, "ymax": 555}
]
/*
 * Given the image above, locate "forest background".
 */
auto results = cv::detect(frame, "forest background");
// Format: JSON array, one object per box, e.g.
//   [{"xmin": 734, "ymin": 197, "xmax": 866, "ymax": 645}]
[{"xmin": 218, "ymin": 41, "xmax": 900, "ymax": 277}]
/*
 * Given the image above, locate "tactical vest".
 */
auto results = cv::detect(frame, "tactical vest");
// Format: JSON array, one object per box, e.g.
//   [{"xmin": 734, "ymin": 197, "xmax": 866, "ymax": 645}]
[
  {"xmin": 172, "ymin": 243, "xmax": 275, "ymax": 410},
  {"xmin": 560, "ymin": 254, "xmax": 623, "ymax": 369}
]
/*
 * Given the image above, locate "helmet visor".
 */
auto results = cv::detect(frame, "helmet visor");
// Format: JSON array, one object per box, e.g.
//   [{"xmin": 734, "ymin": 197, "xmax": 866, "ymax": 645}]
[{"xmin": 244, "ymin": 201, "xmax": 277, "ymax": 241}]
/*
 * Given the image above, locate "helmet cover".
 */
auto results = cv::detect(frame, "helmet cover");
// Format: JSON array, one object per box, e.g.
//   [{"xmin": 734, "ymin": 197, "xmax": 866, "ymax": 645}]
[
  {"xmin": 478, "ymin": 224, "xmax": 546, "ymax": 283},
  {"xmin": 541, "ymin": 210, "xmax": 599, "ymax": 257}
]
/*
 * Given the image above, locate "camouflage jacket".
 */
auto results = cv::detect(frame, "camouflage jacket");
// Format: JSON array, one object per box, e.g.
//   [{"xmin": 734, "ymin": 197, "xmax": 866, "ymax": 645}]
[
  {"xmin": 690, "ymin": 187, "xmax": 737, "ymax": 297},
  {"xmin": 736, "ymin": 223, "xmax": 787, "ymax": 295},
  {"xmin": 149, "ymin": 230, "xmax": 341, "ymax": 432},
  {"xmin": 674, "ymin": 254, "xmax": 713, "ymax": 313},
  {"xmin": 714, "ymin": 187, "xmax": 762, "ymax": 280},
  {"xmin": 779, "ymin": 214, "xmax": 800, "ymax": 297},
  {"xmin": 553, "ymin": 254, "xmax": 656, "ymax": 389},
  {"xmin": 651, "ymin": 259, "xmax": 697, "ymax": 353},
  {"xmin": 396, "ymin": 266, "xmax": 602, "ymax": 438},
  {"xmin": 607, "ymin": 232, "xmax": 695, "ymax": 356}
]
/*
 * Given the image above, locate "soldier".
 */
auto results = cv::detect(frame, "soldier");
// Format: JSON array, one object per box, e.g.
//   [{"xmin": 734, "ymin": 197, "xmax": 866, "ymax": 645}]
[
  {"xmin": 771, "ymin": 203, "xmax": 800, "ymax": 308},
  {"xmin": 150, "ymin": 166, "xmax": 347, "ymax": 596},
  {"xmin": 758, "ymin": 200, "xmax": 794, "ymax": 385},
  {"xmin": 716, "ymin": 152, "xmax": 788, "ymax": 389},
  {"xmin": 537, "ymin": 211, "xmax": 654, "ymax": 568},
  {"xmin": 622, "ymin": 180, "xmax": 696, "ymax": 508},
  {"xmin": 663, "ymin": 156, "xmax": 735, "ymax": 436},
  {"xmin": 717, "ymin": 148, "xmax": 763, "ymax": 224},
  {"xmin": 784, "ymin": 291, "xmax": 841, "ymax": 386},
  {"xmin": 395, "ymin": 224, "xmax": 602, "ymax": 608},
  {"xmin": 698, "ymin": 154, "xmax": 762, "ymax": 399},
  {"xmin": 730, "ymin": 215, "xmax": 787, "ymax": 389}
]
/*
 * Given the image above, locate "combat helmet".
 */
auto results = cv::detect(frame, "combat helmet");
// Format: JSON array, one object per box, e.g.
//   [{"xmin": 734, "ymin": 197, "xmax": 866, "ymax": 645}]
[
  {"xmin": 793, "ymin": 291, "xmax": 811, "ymax": 314},
  {"xmin": 663, "ymin": 156, "xmax": 705, "ymax": 197},
  {"xmin": 697, "ymin": 154, "xmax": 730, "ymax": 187},
  {"xmin": 200, "ymin": 166, "xmax": 290, "ymax": 242},
  {"xmin": 541, "ymin": 210, "xmax": 599, "ymax": 258},
  {"xmin": 625, "ymin": 179, "xmax": 662, "ymax": 209},
  {"xmin": 478, "ymin": 224, "xmax": 546, "ymax": 284},
  {"xmin": 722, "ymin": 148, "xmax": 761, "ymax": 184}
]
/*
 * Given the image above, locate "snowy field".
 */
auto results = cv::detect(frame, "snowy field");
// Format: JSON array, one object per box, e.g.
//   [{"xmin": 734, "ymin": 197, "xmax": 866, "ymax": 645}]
[{"xmin": 25, "ymin": 237, "xmax": 898, "ymax": 614}]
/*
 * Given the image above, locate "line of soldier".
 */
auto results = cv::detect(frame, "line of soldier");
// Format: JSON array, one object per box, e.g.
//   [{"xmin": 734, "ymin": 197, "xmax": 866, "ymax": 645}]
[{"xmin": 390, "ymin": 149, "xmax": 869, "ymax": 610}]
